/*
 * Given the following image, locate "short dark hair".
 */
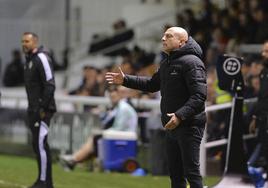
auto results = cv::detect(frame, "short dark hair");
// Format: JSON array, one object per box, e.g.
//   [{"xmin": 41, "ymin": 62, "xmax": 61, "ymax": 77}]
[{"xmin": 23, "ymin": 32, "xmax": 39, "ymax": 39}]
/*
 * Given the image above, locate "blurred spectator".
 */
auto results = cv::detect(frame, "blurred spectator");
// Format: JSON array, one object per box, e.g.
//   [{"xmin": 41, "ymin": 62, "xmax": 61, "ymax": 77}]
[
  {"xmin": 117, "ymin": 85, "xmax": 139, "ymax": 106},
  {"xmin": 253, "ymin": 7, "xmax": 268, "ymax": 43},
  {"xmin": 241, "ymin": 59, "xmax": 261, "ymax": 99},
  {"xmin": 249, "ymin": 0, "xmax": 260, "ymax": 14},
  {"xmin": 236, "ymin": 12, "xmax": 256, "ymax": 43},
  {"xmin": 243, "ymin": 74, "xmax": 261, "ymax": 132},
  {"xmin": 210, "ymin": 26, "xmax": 229, "ymax": 54},
  {"xmin": 112, "ymin": 19, "xmax": 127, "ymax": 33},
  {"xmin": 199, "ymin": 0, "xmax": 215, "ymax": 28},
  {"xmin": 206, "ymin": 67, "xmax": 217, "ymax": 106},
  {"xmin": 204, "ymin": 25, "xmax": 229, "ymax": 68},
  {"xmin": 225, "ymin": 28, "xmax": 247, "ymax": 56},
  {"xmin": 95, "ymin": 66, "xmax": 111, "ymax": 97},
  {"xmin": 194, "ymin": 30, "xmax": 210, "ymax": 60},
  {"xmin": 69, "ymin": 65, "xmax": 100, "ymax": 96},
  {"xmin": 176, "ymin": 14, "xmax": 185, "ymax": 27},
  {"xmin": 245, "ymin": 75, "xmax": 260, "ymax": 98},
  {"xmin": 68, "ymin": 65, "xmax": 104, "ymax": 111},
  {"xmin": 3, "ymin": 49, "xmax": 24, "ymax": 87},
  {"xmin": 131, "ymin": 46, "xmax": 156, "ymax": 71},
  {"xmin": 249, "ymin": 61, "xmax": 263, "ymax": 77},
  {"xmin": 183, "ymin": 9, "xmax": 198, "ymax": 36},
  {"xmin": 59, "ymin": 85, "xmax": 138, "ymax": 171},
  {"xmin": 205, "ymin": 45, "xmax": 219, "ymax": 68},
  {"xmin": 89, "ymin": 19, "xmax": 134, "ymax": 56},
  {"xmin": 119, "ymin": 48, "xmax": 136, "ymax": 75}
]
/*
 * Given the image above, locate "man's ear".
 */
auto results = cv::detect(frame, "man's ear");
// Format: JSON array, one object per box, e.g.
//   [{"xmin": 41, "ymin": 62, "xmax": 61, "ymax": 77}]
[{"xmin": 180, "ymin": 40, "xmax": 186, "ymax": 47}]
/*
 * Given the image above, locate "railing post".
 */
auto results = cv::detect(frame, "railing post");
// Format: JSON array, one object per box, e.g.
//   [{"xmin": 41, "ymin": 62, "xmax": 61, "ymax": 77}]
[{"xmin": 200, "ymin": 126, "xmax": 207, "ymax": 176}]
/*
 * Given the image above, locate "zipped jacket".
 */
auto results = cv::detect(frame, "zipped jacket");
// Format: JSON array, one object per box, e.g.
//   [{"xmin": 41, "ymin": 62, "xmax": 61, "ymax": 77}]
[
  {"xmin": 24, "ymin": 47, "xmax": 56, "ymax": 114},
  {"xmin": 123, "ymin": 37, "xmax": 207, "ymax": 126}
]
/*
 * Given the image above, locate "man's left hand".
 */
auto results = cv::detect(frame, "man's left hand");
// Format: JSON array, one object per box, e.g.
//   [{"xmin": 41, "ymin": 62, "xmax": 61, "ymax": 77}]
[{"xmin": 164, "ymin": 113, "xmax": 181, "ymax": 130}]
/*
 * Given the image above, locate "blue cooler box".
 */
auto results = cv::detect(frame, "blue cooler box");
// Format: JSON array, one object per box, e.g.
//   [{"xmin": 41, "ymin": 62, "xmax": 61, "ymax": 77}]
[{"xmin": 100, "ymin": 130, "xmax": 137, "ymax": 171}]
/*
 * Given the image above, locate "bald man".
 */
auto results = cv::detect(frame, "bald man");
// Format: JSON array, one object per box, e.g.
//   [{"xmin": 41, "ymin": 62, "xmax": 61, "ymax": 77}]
[{"xmin": 106, "ymin": 27, "xmax": 207, "ymax": 188}]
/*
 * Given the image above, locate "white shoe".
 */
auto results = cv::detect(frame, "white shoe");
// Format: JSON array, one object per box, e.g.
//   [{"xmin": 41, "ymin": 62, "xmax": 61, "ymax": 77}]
[{"xmin": 59, "ymin": 154, "xmax": 76, "ymax": 171}]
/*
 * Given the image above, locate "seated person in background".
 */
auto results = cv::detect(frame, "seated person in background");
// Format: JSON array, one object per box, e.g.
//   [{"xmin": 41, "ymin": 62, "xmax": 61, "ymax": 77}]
[
  {"xmin": 68, "ymin": 65, "xmax": 100, "ymax": 96},
  {"xmin": 3, "ymin": 49, "xmax": 24, "ymax": 87},
  {"xmin": 60, "ymin": 85, "xmax": 138, "ymax": 170}
]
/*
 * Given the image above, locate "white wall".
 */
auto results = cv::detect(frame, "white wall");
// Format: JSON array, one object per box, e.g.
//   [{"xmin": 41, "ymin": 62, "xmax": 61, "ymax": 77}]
[{"xmin": 0, "ymin": 0, "xmax": 66, "ymax": 82}]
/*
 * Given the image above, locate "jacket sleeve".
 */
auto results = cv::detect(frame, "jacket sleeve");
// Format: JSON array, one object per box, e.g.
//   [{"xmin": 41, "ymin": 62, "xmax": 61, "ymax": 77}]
[
  {"xmin": 36, "ymin": 53, "xmax": 56, "ymax": 110},
  {"xmin": 123, "ymin": 69, "xmax": 161, "ymax": 93},
  {"xmin": 175, "ymin": 58, "xmax": 207, "ymax": 120}
]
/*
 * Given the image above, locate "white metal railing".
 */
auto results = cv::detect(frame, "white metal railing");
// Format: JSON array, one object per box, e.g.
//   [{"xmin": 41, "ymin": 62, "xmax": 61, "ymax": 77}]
[
  {"xmin": 0, "ymin": 87, "xmax": 257, "ymax": 111},
  {"xmin": 239, "ymin": 44, "xmax": 262, "ymax": 54},
  {"xmin": 0, "ymin": 88, "xmax": 160, "ymax": 112}
]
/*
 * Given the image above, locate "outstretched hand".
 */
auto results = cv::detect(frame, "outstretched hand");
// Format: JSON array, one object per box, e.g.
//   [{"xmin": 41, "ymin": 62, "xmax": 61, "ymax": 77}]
[{"xmin": 105, "ymin": 67, "xmax": 125, "ymax": 85}]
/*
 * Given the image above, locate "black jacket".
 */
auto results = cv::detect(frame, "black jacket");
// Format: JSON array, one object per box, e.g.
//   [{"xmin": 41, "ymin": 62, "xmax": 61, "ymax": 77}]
[
  {"xmin": 123, "ymin": 37, "xmax": 207, "ymax": 126},
  {"xmin": 24, "ymin": 47, "xmax": 56, "ymax": 114},
  {"xmin": 254, "ymin": 64, "xmax": 268, "ymax": 116}
]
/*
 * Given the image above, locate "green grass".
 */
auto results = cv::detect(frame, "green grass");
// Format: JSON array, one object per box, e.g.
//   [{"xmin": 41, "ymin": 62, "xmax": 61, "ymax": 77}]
[{"xmin": 0, "ymin": 155, "xmax": 219, "ymax": 188}]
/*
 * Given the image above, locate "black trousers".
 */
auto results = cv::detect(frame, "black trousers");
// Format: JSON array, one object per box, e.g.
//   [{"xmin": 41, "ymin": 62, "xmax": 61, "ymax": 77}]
[
  {"xmin": 165, "ymin": 123, "xmax": 205, "ymax": 188},
  {"xmin": 28, "ymin": 112, "xmax": 53, "ymax": 187}
]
